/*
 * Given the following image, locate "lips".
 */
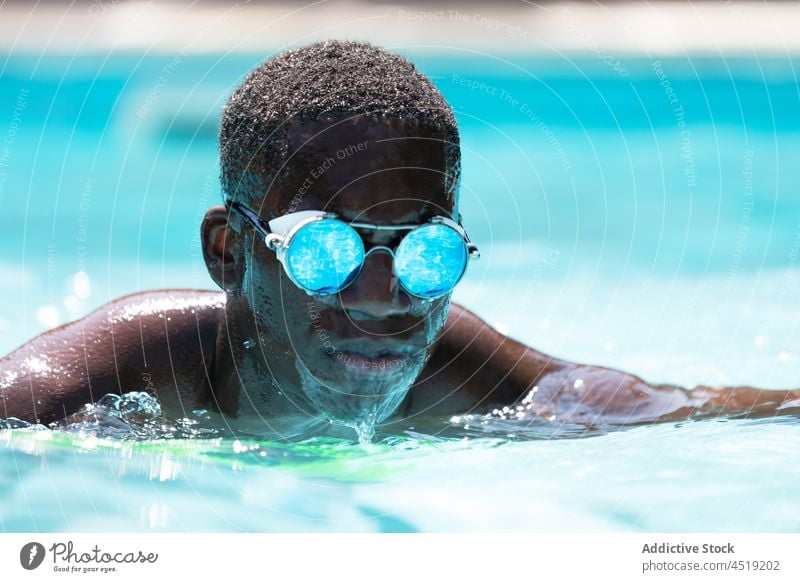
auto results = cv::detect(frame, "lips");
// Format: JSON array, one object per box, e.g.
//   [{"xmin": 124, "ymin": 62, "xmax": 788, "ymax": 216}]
[
  {"xmin": 298, "ymin": 336, "xmax": 424, "ymax": 424},
  {"xmin": 307, "ymin": 307, "xmax": 426, "ymax": 379},
  {"xmin": 316, "ymin": 334, "xmax": 423, "ymax": 379},
  {"xmin": 329, "ymin": 350, "xmax": 409, "ymax": 375}
]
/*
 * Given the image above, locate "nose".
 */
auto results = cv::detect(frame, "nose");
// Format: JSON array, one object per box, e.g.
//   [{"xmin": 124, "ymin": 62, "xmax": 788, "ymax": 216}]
[{"xmin": 338, "ymin": 249, "xmax": 411, "ymax": 318}]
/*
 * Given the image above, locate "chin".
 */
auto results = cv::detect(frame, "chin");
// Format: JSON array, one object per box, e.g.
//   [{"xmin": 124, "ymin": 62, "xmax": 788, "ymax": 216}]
[{"xmin": 294, "ymin": 352, "xmax": 425, "ymax": 426}]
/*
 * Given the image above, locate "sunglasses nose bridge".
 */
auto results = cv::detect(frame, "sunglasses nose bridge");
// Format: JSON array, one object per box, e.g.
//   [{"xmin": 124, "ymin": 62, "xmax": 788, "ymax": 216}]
[
  {"xmin": 338, "ymin": 248, "xmax": 409, "ymax": 317},
  {"xmin": 363, "ymin": 245, "xmax": 395, "ymax": 259},
  {"xmin": 360, "ymin": 247, "xmax": 398, "ymax": 288},
  {"xmin": 363, "ymin": 245, "xmax": 401, "ymax": 287}
]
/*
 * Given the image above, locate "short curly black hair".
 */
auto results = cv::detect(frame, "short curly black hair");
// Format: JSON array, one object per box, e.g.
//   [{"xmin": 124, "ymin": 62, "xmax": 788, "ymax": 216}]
[{"xmin": 219, "ymin": 40, "xmax": 460, "ymax": 205}]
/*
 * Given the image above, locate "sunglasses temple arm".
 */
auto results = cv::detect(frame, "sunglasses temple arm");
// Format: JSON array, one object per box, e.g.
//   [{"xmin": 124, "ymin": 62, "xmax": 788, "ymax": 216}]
[
  {"xmin": 229, "ymin": 202, "xmax": 287, "ymax": 249},
  {"xmin": 455, "ymin": 214, "xmax": 480, "ymax": 260}
]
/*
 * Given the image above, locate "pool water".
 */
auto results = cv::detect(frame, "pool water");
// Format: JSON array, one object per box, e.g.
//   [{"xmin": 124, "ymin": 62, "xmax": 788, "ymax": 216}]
[{"xmin": 1, "ymin": 52, "xmax": 800, "ymax": 531}]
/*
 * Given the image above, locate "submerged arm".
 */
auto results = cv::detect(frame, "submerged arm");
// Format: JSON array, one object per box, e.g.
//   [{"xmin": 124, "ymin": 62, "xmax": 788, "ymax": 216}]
[
  {"xmin": 413, "ymin": 303, "xmax": 800, "ymax": 425},
  {"xmin": 527, "ymin": 367, "xmax": 800, "ymax": 426}
]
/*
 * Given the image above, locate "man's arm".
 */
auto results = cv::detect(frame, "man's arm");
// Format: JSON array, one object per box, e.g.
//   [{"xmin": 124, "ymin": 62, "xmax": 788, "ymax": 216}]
[
  {"xmin": 411, "ymin": 303, "xmax": 800, "ymax": 425},
  {"xmin": 0, "ymin": 290, "xmax": 221, "ymax": 424},
  {"xmin": 409, "ymin": 303, "xmax": 567, "ymax": 416}
]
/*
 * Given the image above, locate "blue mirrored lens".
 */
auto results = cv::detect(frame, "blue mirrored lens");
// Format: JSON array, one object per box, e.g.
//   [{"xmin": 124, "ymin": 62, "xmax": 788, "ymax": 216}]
[
  {"xmin": 285, "ymin": 220, "xmax": 364, "ymax": 294},
  {"xmin": 394, "ymin": 224, "xmax": 468, "ymax": 298}
]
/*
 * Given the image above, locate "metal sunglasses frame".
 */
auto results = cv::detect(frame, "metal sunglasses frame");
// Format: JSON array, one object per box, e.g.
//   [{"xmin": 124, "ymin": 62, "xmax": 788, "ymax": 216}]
[{"xmin": 226, "ymin": 201, "xmax": 480, "ymax": 298}]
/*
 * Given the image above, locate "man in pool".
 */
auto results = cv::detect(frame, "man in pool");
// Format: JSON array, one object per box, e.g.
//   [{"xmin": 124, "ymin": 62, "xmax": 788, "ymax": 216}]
[{"xmin": 1, "ymin": 41, "xmax": 798, "ymax": 436}]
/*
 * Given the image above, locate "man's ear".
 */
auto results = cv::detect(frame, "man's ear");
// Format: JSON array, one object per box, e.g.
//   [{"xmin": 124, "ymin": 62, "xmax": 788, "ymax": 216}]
[{"xmin": 201, "ymin": 205, "xmax": 244, "ymax": 291}]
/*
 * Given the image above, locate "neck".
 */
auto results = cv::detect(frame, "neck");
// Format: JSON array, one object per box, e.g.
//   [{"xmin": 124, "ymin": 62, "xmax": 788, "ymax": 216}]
[{"xmin": 210, "ymin": 294, "xmax": 318, "ymax": 421}]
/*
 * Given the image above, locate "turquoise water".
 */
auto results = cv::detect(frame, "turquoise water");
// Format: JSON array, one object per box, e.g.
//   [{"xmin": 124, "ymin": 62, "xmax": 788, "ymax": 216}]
[{"xmin": 1, "ymin": 53, "xmax": 800, "ymax": 531}]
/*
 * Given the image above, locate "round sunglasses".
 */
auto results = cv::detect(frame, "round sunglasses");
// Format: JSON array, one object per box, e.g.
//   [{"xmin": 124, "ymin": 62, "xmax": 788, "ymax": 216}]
[{"xmin": 227, "ymin": 201, "xmax": 479, "ymax": 298}]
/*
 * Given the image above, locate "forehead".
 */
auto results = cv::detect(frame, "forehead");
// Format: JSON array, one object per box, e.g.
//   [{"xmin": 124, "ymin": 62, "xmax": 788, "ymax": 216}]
[{"xmin": 258, "ymin": 116, "xmax": 453, "ymax": 224}]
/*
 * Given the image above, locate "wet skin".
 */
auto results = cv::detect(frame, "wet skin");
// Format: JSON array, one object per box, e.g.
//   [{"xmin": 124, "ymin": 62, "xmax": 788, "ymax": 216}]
[{"xmin": 1, "ymin": 116, "xmax": 800, "ymax": 435}]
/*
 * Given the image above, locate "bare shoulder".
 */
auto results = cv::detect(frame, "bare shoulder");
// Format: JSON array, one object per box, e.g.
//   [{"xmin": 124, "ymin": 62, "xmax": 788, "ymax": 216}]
[
  {"xmin": 408, "ymin": 303, "xmax": 698, "ymax": 425},
  {"xmin": 0, "ymin": 289, "xmax": 225, "ymax": 423},
  {"xmin": 407, "ymin": 302, "xmax": 566, "ymax": 416}
]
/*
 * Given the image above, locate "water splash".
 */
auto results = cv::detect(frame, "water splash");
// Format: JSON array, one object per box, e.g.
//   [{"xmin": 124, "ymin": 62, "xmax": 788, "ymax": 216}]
[
  {"xmin": 59, "ymin": 392, "xmax": 221, "ymax": 440},
  {"xmin": 353, "ymin": 421, "xmax": 376, "ymax": 445},
  {"xmin": 293, "ymin": 357, "xmax": 418, "ymax": 443},
  {"xmin": 322, "ymin": 418, "xmax": 377, "ymax": 445},
  {"xmin": 446, "ymin": 411, "xmax": 607, "ymax": 441},
  {"xmin": 0, "ymin": 417, "xmax": 45, "ymax": 430},
  {"xmin": 0, "ymin": 392, "xmax": 219, "ymax": 440}
]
